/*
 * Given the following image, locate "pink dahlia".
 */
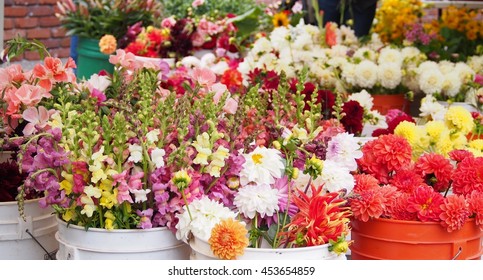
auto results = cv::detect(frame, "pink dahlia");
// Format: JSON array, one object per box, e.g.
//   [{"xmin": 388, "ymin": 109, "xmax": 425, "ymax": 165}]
[
  {"xmin": 389, "ymin": 167, "xmax": 425, "ymax": 193},
  {"xmin": 439, "ymin": 194, "xmax": 470, "ymax": 232},
  {"xmin": 452, "ymin": 156, "xmax": 483, "ymax": 196},
  {"xmin": 414, "ymin": 153, "xmax": 454, "ymax": 192},
  {"xmin": 467, "ymin": 190, "xmax": 483, "ymax": 231},
  {"xmin": 407, "ymin": 185, "xmax": 445, "ymax": 222}
]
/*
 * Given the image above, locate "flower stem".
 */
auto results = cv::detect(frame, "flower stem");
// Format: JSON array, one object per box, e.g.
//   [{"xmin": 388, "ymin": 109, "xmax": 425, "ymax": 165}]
[{"xmin": 181, "ymin": 191, "xmax": 193, "ymax": 221}]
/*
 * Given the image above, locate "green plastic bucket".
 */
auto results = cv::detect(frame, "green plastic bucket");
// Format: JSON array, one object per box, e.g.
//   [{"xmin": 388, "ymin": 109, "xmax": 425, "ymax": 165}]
[{"xmin": 76, "ymin": 37, "xmax": 114, "ymax": 80}]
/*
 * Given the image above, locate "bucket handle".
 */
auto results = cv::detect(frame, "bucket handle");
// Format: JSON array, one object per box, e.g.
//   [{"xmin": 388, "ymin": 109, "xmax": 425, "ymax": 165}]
[{"xmin": 451, "ymin": 247, "xmax": 462, "ymax": 260}]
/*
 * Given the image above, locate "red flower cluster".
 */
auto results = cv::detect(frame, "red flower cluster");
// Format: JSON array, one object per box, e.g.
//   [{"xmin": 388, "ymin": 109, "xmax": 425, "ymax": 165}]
[{"xmin": 350, "ymin": 134, "xmax": 483, "ymax": 232}]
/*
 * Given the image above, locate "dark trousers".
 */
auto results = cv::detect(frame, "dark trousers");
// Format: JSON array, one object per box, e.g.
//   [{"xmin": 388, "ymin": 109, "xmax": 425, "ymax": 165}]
[{"xmin": 317, "ymin": 0, "xmax": 378, "ymax": 37}]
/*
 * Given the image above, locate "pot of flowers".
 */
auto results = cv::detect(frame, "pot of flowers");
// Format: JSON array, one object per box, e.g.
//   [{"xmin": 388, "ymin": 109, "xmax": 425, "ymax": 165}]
[
  {"xmin": 0, "ymin": 40, "xmax": 71, "ymax": 259},
  {"xmin": 10, "ymin": 48, "xmax": 198, "ymax": 259},
  {"xmin": 348, "ymin": 106, "xmax": 483, "ymax": 260},
  {"xmin": 0, "ymin": 154, "xmax": 58, "ymax": 260},
  {"xmin": 163, "ymin": 66, "xmax": 365, "ymax": 260},
  {"xmin": 56, "ymin": 0, "xmax": 160, "ymax": 79}
]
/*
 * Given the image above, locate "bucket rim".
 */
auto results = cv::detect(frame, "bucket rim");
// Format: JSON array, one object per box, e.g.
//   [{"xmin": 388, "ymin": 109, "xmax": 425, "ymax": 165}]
[
  {"xmin": 351, "ymin": 217, "xmax": 478, "ymax": 227},
  {"xmin": 56, "ymin": 216, "xmax": 173, "ymax": 233},
  {"xmin": 0, "ymin": 198, "xmax": 43, "ymax": 207}
]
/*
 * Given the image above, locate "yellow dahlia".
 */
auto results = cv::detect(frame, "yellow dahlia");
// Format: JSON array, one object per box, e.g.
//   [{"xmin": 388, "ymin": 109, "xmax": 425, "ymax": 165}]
[
  {"xmin": 209, "ymin": 218, "xmax": 248, "ymax": 260},
  {"xmin": 444, "ymin": 106, "xmax": 474, "ymax": 135}
]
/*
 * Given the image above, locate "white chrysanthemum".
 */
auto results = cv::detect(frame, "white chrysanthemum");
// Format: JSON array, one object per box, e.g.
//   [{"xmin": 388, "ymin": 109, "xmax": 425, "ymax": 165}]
[
  {"xmin": 355, "ymin": 60, "xmax": 378, "ymax": 89},
  {"xmin": 274, "ymin": 57, "xmax": 296, "ymax": 77},
  {"xmin": 378, "ymin": 47, "xmax": 403, "ymax": 66},
  {"xmin": 128, "ymin": 144, "xmax": 143, "ymax": 163},
  {"xmin": 467, "ymin": 55, "xmax": 483, "ymax": 73},
  {"xmin": 319, "ymin": 159, "xmax": 355, "ymax": 193},
  {"xmin": 327, "ymin": 56, "xmax": 347, "ymax": 69},
  {"xmin": 257, "ymin": 53, "xmax": 278, "ymax": 70},
  {"xmin": 339, "ymin": 25, "xmax": 358, "ymax": 46},
  {"xmin": 326, "ymin": 132, "xmax": 363, "ymax": 171},
  {"xmin": 438, "ymin": 60, "xmax": 454, "ymax": 75},
  {"xmin": 251, "ymin": 37, "xmax": 273, "ymax": 55},
  {"xmin": 442, "ymin": 73, "xmax": 462, "ymax": 98},
  {"xmin": 417, "ymin": 61, "xmax": 439, "ymax": 74},
  {"xmin": 348, "ymin": 89, "xmax": 374, "ymax": 111},
  {"xmin": 454, "ymin": 62, "xmax": 475, "ymax": 83},
  {"xmin": 401, "ymin": 46, "xmax": 421, "ymax": 61},
  {"xmin": 353, "ymin": 47, "xmax": 377, "ymax": 62},
  {"xmin": 341, "ymin": 63, "xmax": 357, "ymax": 86},
  {"xmin": 175, "ymin": 196, "xmax": 237, "ymax": 242},
  {"xmin": 419, "ymin": 95, "xmax": 447, "ymax": 121},
  {"xmin": 368, "ymin": 33, "xmax": 384, "ymax": 50},
  {"xmin": 318, "ymin": 69, "xmax": 337, "ymax": 88},
  {"xmin": 234, "ymin": 184, "xmax": 279, "ymax": 219},
  {"xmin": 151, "ymin": 148, "xmax": 166, "ymax": 168},
  {"xmin": 418, "ymin": 68, "xmax": 444, "ymax": 95},
  {"xmin": 239, "ymin": 146, "xmax": 285, "ymax": 186},
  {"xmin": 378, "ymin": 62, "xmax": 402, "ymax": 89},
  {"xmin": 269, "ymin": 26, "xmax": 290, "ymax": 50},
  {"xmin": 292, "ymin": 32, "xmax": 312, "ymax": 50},
  {"xmin": 330, "ymin": 45, "xmax": 350, "ymax": 58}
]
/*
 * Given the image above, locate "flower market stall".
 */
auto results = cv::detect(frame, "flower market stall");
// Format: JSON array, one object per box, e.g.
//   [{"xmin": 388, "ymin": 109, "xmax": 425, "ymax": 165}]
[{"xmin": 1, "ymin": 0, "xmax": 482, "ymax": 260}]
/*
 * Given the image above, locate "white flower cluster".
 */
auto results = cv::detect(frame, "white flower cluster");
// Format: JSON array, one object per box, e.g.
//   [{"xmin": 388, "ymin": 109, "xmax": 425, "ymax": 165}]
[{"xmin": 175, "ymin": 196, "xmax": 238, "ymax": 242}]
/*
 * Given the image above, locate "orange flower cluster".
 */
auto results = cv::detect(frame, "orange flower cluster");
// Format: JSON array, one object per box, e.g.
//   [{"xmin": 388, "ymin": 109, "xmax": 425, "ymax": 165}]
[
  {"xmin": 436, "ymin": 6, "xmax": 483, "ymax": 41},
  {"xmin": 282, "ymin": 185, "xmax": 351, "ymax": 247},
  {"xmin": 373, "ymin": 0, "xmax": 423, "ymax": 43}
]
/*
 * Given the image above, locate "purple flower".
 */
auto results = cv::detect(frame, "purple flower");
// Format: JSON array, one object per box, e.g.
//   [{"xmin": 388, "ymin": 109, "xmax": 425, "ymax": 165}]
[{"xmin": 136, "ymin": 209, "xmax": 154, "ymax": 229}]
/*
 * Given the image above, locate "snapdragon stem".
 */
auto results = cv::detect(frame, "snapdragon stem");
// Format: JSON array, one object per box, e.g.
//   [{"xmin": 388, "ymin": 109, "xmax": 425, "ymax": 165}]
[{"xmin": 181, "ymin": 191, "xmax": 193, "ymax": 221}]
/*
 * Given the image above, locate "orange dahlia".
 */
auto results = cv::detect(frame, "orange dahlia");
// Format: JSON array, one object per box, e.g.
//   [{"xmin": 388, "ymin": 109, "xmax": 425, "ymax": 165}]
[
  {"xmin": 208, "ymin": 218, "xmax": 248, "ymax": 260},
  {"xmin": 467, "ymin": 190, "xmax": 483, "ymax": 231},
  {"xmin": 415, "ymin": 153, "xmax": 453, "ymax": 192}
]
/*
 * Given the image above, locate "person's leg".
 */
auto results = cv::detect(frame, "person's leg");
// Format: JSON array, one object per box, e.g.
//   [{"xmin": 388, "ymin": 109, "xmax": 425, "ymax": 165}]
[
  {"xmin": 318, "ymin": 0, "xmax": 342, "ymax": 25},
  {"xmin": 351, "ymin": 0, "xmax": 378, "ymax": 37}
]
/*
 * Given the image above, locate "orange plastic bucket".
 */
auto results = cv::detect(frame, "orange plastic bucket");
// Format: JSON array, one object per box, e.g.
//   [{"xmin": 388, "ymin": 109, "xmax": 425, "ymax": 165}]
[
  {"xmin": 350, "ymin": 218, "xmax": 482, "ymax": 260},
  {"xmin": 372, "ymin": 94, "xmax": 411, "ymax": 115}
]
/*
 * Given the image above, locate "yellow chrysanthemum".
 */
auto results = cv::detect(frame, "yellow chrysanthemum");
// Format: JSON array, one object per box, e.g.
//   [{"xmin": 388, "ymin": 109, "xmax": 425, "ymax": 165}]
[
  {"xmin": 444, "ymin": 106, "xmax": 474, "ymax": 135},
  {"xmin": 425, "ymin": 120, "xmax": 446, "ymax": 142},
  {"xmin": 467, "ymin": 139, "xmax": 483, "ymax": 157},
  {"xmin": 434, "ymin": 133, "xmax": 453, "ymax": 157},
  {"xmin": 209, "ymin": 218, "xmax": 248, "ymax": 260},
  {"xmin": 99, "ymin": 34, "xmax": 117, "ymax": 54},
  {"xmin": 394, "ymin": 121, "xmax": 418, "ymax": 145}
]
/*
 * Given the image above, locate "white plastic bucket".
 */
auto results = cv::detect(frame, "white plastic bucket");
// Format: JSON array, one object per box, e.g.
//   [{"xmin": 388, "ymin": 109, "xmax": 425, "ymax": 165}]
[
  {"xmin": 189, "ymin": 237, "xmax": 346, "ymax": 260},
  {"xmin": 55, "ymin": 217, "xmax": 190, "ymax": 260},
  {"xmin": 0, "ymin": 199, "xmax": 58, "ymax": 260}
]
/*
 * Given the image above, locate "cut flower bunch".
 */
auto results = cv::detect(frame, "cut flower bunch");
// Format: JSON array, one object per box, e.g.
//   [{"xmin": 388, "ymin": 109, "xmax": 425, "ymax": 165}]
[
  {"xmin": 349, "ymin": 106, "xmax": 483, "ymax": 232},
  {"xmin": 174, "ymin": 69, "xmax": 362, "ymax": 259}
]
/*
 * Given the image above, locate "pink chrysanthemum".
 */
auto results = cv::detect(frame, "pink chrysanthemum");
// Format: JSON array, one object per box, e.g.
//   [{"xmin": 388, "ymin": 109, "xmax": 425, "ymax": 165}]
[
  {"xmin": 452, "ymin": 156, "xmax": 483, "ymax": 196},
  {"xmin": 414, "ymin": 153, "xmax": 454, "ymax": 192},
  {"xmin": 407, "ymin": 185, "xmax": 445, "ymax": 222},
  {"xmin": 389, "ymin": 167, "xmax": 425, "ymax": 193},
  {"xmin": 439, "ymin": 194, "xmax": 470, "ymax": 232}
]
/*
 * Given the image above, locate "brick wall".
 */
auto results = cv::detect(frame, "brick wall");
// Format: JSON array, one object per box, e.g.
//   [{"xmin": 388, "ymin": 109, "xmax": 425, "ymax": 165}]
[{"xmin": 3, "ymin": 0, "xmax": 71, "ymax": 61}]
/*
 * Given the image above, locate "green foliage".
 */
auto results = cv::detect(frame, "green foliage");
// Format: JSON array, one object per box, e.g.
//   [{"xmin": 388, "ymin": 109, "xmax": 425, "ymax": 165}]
[
  {"xmin": 58, "ymin": 0, "xmax": 159, "ymax": 40},
  {"xmin": 161, "ymin": 0, "xmax": 263, "ymax": 20}
]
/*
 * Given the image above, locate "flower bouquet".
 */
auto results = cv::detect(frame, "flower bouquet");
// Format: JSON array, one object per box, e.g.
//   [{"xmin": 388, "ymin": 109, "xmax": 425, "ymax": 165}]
[
  {"xmin": 171, "ymin": 68, "xmax": 363, "ymax": 260},
  {"xmin": 348, "ymin": 106, "xmax": 483, "ymax": 259}
]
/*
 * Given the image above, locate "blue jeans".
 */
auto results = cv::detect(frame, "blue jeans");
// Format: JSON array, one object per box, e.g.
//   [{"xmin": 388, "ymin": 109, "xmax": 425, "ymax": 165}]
[{"xmin": 317, "ymin": 0, "xmax": 378, "ymax": 37}]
